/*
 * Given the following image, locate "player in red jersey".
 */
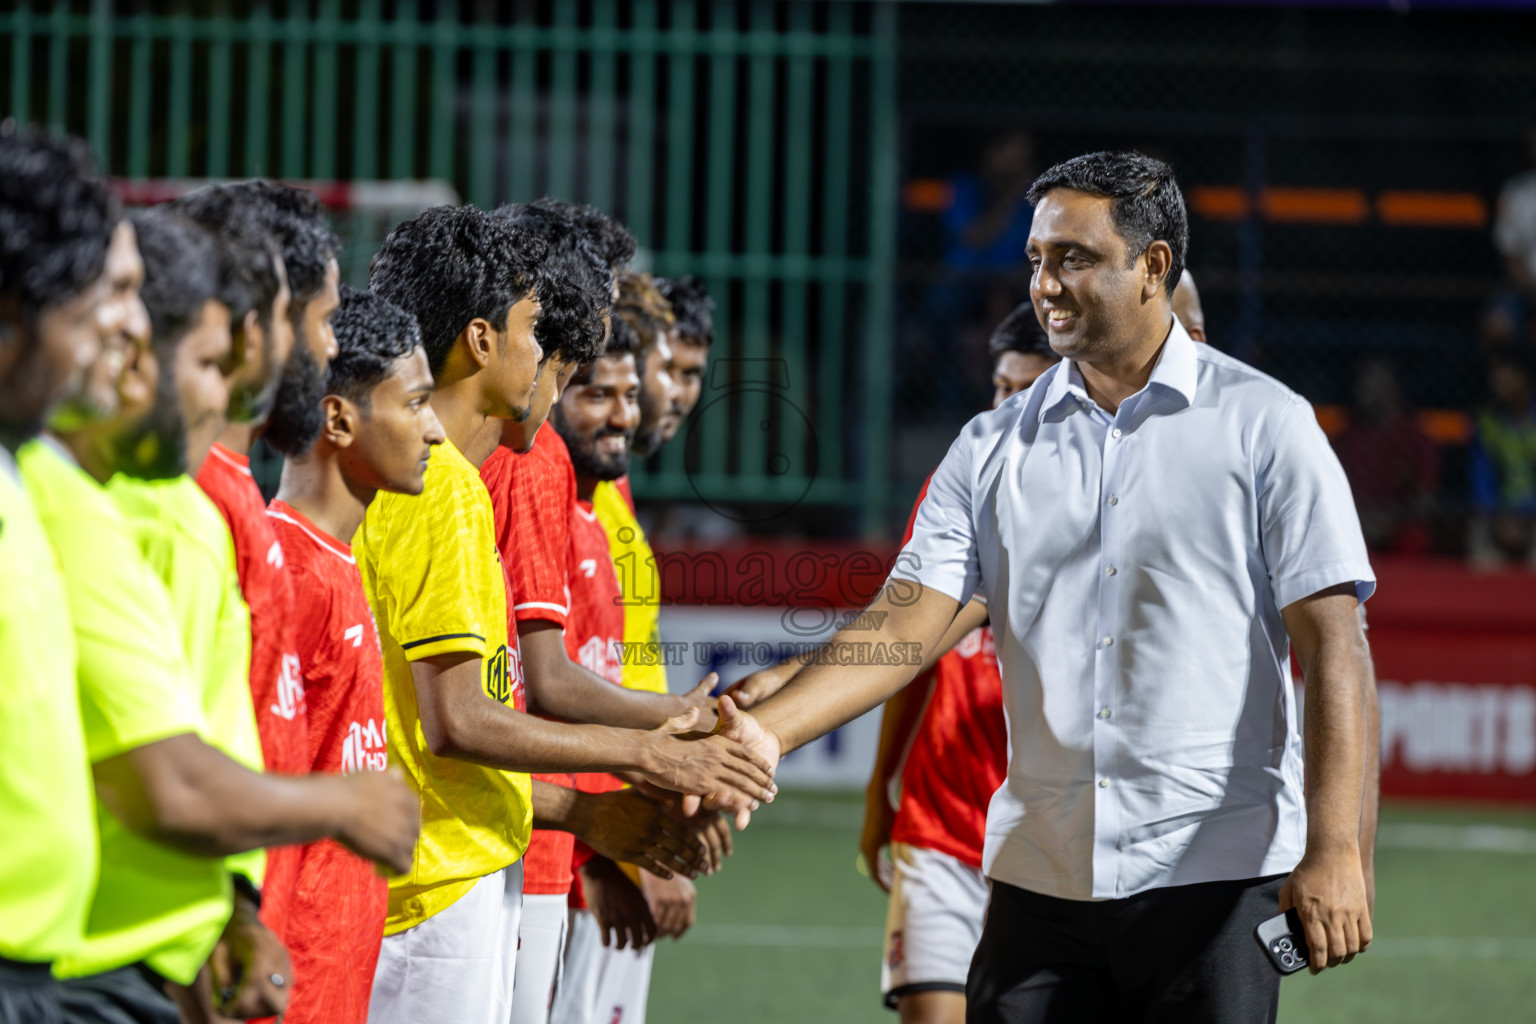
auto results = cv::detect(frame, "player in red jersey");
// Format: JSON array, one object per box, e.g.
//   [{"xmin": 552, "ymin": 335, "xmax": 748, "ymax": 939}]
[
  {"xmin": 172, "ymin": 183, "xmax": 342, "ymax": 946},
  {"xmin": 477, "ymin": 201, "xmax": 723, "ymax": 1024},
  {"xmin": 265, "ymin": 286, "xmax": 443, "ymax": 1024}
]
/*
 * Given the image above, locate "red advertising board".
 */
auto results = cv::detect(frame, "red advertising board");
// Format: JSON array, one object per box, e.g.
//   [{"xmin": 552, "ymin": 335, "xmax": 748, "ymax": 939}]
[{"xmin": 1367, "ymin": 559, "xmax": 1536, "ymax": 804}]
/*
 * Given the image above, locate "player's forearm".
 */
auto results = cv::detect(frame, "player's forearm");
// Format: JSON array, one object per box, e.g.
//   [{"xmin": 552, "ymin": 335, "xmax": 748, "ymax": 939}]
[
  {"xmin": 96, "ymin": 733, "xmax": 363, "ymax": 856},
  {"xmin": 519, "ymin": 622, "xmax": 683, "ymax": 728},
  {"xmin": 867, "ymin": 672, "xmax": 933, "ymax": 794},
  {"xmin": 529, "ymin": 661, "xmax": 681, "ymax": 729},
  {"xmin": 1360, "ymin": 677, "xmax": 1381, "ymax": 867},
  {"xmin": 432, "ymin": 692, "xmax": 664, "ymax": 775},
  {"xmin": 1299, "ymin": 633, "xmax": 1373, "ymax": 853},
  {"xmin": 530, "ymin": 778, "xmax": 586, "ymax": 831}
]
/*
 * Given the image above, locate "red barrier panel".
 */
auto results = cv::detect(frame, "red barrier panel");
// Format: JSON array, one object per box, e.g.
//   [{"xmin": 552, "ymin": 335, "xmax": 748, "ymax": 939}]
[{"xmin": 1367, "ymin": 559, "xmax": 1536, "ymax": 804}]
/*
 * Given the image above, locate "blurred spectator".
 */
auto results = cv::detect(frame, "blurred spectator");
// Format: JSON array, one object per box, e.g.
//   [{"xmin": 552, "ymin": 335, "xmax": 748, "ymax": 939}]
[
  {"xmin": 1469, "ymin": 356, "xmax": 1536, "ymax": 566},
  {"xmin": 942, "ymin": 130, "xmax": 1036, "ymax": 274},
  {"xmin": 1494, "ymin": 126, "xmax": 1536, "ymax": 300},
  {"xmin": 1334, "ymin": 359, "xmax": 1438, "ymax": 553}
]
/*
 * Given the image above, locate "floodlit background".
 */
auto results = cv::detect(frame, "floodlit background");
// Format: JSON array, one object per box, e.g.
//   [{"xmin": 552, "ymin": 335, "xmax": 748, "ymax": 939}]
[{"xmin": 8, "ymin": 1, "xmax": 1536, "ymax": 1019}]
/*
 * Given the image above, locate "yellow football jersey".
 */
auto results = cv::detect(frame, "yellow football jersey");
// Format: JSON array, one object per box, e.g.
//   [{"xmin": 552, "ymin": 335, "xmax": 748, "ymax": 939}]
[
  {"xmin": 353, "ymin": 438, "xmax": 531, "ymax": 935},
  {"xmin": 592, "ymin": 479, "xmax": 669, "ymax": 695}
]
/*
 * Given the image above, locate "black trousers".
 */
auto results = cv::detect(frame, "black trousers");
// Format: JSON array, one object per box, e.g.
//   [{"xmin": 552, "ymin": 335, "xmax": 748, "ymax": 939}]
[
  {"xmin": 0, "ymin": 955, "xmax": 63, "ymax": 1024},
  {"xmin": 58, "ymin": 965, "xmax": 180, "ymax": 1024},
  {"xmin": 967, "ymin": 875, "xmax": 1285, "ymax": 1024}
]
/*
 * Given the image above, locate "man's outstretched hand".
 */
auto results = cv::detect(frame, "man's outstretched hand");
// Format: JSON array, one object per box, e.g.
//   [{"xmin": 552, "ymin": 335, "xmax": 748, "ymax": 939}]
[
  {"xmin": 637, "ymin": 704, "xmax": 778, "ymax": 820},
  {"xmin": 680, "ymin": 695, "xmax": 783, "ymax": 830},
  {"xmin": 571, "ymin": 787, "xmax": 708, "ymax": 881}
]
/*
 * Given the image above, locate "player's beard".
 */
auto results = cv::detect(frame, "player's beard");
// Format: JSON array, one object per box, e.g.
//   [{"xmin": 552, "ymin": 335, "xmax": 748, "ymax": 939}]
[
  {"xmin": 113, "ymin": 357, "xmax": 188, "ymax": 481},
  {"xmin": 260, "ymin": 341, "xmax": 326, "ymax": 457},
  {"xmin": 555, "ymin": 410, "xmax": 632, "ymax": 482}
]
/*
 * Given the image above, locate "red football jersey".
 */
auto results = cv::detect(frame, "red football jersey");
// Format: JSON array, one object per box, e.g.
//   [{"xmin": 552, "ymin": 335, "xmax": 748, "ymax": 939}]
[
  {"xmin": 196, "ymin": 443, "xmax": 307, "ymax": 940},
  {"xmin": 887, "ymin": 476, "xmax": 1009, "ymax": 868},
  {"xmin": 265, "ymin": 501, "xmax": 388, "ymax": 1024},
  {"xmin": 566, "ymin": 493, "xmax": 630, "ymax": 908},
  {"xmin": 481, "ymin": 424, "xmax": 579, "ymax": 895}
]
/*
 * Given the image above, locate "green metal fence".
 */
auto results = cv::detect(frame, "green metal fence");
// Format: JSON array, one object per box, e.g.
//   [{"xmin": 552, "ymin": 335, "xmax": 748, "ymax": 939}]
[{"xmin": 1, "ymin": 0, "xmax": 899, "ymax": 536}]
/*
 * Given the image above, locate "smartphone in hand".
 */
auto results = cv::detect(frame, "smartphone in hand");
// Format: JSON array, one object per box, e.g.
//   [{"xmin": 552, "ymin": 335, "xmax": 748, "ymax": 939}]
[{"xmin": 1255, "ymin": 909, "xmax": 1311, "ymax": 975}]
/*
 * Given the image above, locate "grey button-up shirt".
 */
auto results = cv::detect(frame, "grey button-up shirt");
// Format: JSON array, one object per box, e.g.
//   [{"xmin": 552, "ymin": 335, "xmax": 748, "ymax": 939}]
[{"xmin": 901, "ymin": 319, "xmax": 1374, "ymax": 900}]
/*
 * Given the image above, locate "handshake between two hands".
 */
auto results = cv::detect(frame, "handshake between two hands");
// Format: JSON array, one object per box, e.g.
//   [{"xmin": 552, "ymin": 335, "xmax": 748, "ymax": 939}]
[{"xmin": 650, "ymin": 672, "xmax": 785, "ymax": 832}]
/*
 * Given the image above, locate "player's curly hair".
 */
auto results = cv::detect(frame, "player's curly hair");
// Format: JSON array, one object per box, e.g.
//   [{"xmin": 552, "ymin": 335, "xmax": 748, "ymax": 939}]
[
  {"xmin": 492, "ymin": 201, "xmax": 610, "ymax": 367},
  {"xmin": 988, "ymin": 300, "xmax": 1057, "ymax": 364},
  {"xmin": 655, "ymin": 276, "xmax": 714, "ymax": 348},
  {"xmin": 0, "ymin": 126, "xmax": 119, "ymax": 317},
  {"xmin": 169, "ymin": 183, "xmax": 286, "ymax": 330},
  {"xmin": 135, "ymin": 208, "xmax": 238, "ymax": 351},
  {"xmin": 368, "ymin": 205, "xmax": 549, "ymax": 375},
  {"xmin": 1027, "ymin": 150, "xmax": 1187, "ymax": 297},
  {"xmin": 326, "ymin": 284, "xmax": 423, "ymax": 410},
  {"xmin": 528, "ymin": 196, "xmax": 636, "ymax": 272},
  {"xmin": 613, "ymin": 271, "xmax": 675, "ymax": 356},
  {"xmin": 205, "ymin": 181, "xmax": 338, "ymax": 321}
]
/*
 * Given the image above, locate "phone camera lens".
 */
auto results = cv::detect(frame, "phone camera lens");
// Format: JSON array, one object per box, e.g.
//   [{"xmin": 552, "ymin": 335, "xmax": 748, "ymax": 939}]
[
  {"xmin": 1280, "ymin": 953, "xmax": 1295, "ymax": 968},
  {"xmin": 1278, "ymin": 938, "xmax": 1292, "ymax": 952}
]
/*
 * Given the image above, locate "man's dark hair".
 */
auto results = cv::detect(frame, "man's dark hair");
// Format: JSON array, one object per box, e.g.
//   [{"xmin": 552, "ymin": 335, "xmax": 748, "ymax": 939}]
[
  {"xmin": 1026, "ymin": 150, "xmax": 1187, "ymax": 298},
  {"xmin": 369, "ymin": 205, "xmax": 548, "ymax": 375},
  {"xmin": 492, "ymin": 201, "xmax": 610, "ymax": 366},
  {"xmin": 0, "ymin": 126, "xmax": 119, "ymax": 317},
  {"xmin": 988, "ymin": 301, "xmax": 1057, "ymax": 364},
  {"xmin": 135, "ymin": 207, "xmax": 234, "ymax": 350},
  {"xmin": 327, "ymin": 284, "xmax": 424, "ymax": 409},
  {"xmin": 169, "ymin": 183, "xmax": 285, "ymax": 327},
  {"xmin": 655, "ymin": 276, "xmax": 714, "ymax": 347},
  {"xmin": 205, "ymin": 181, "xmax": 337, "ymax": 321},
  {"xmin": 569, "ymin": 308, "xmax": 640, "ymax": 388},
  {"xmin": 529, "ymin": 197, "xmax": 636, "ymax": 272}
]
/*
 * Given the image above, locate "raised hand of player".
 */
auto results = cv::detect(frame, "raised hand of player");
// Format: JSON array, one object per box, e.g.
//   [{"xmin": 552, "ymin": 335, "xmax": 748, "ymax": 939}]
[
  {"xmin": 640, "ymin": 703, "xmax": 777, "ymax": 822},
  {"xmin": 334, "ymin": 767, "xmax": 421, "ymax": 876},
  {"xmin": 722, "ymin": 665, "xmax": 791, "ymax": 709},
  {"xmin": 581, "ymin": 857, "xmax": 658, "ymax": 951},
  {"xmin": 675, "ymin": 672, "xmax": 720, "ymax": 727},
  {"xmin": 640, "ymin": 868, "xmax": 697, "ymax": 939},
  {"xmin": 573, "ymin": 787, "xmax": 707, "ymax": 880}
]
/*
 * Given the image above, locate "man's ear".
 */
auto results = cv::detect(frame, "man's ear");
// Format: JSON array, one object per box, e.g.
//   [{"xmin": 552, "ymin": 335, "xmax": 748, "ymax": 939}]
[
  {"xmin": 460, "ymin": 318, "xmax": 495, "ymax": 370},
  {"xmin": 324, "ymin": 394, "xmax": 357, "ymax": 449},
  {"xmin": 1143, "ymin": 241, "xmax": 1174, "ymax": 302}
]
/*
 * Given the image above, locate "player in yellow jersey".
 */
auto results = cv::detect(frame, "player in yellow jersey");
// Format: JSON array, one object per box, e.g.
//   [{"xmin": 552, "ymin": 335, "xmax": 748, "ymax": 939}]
[
  {"xmin": 363, "ymin": 207, "xmax": 774, "ymax": 1024},
  {"xmin": 0, "ymin": 127, "xmax": 122, "ymax": 1024}
]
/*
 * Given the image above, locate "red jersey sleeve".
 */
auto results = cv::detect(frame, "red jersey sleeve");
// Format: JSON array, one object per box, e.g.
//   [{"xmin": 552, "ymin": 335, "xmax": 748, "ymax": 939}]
[
  {"xmin": 480, "ymin": 429, "xmax": 574, "ymax": 628},
  {"xmin": 900, "ymin": 474, "xmax": 935, "ymax": 548}
]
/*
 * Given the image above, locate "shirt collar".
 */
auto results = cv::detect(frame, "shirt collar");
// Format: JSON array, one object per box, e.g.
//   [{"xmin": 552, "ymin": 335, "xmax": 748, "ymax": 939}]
[{"xmin": 1037, "ymin": 315, "xmax": 1199, "ymax": 422}]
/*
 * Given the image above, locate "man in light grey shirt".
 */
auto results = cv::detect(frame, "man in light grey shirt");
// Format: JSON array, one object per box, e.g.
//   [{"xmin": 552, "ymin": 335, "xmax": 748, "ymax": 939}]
[{"xmin": 707, "ymin": 151, "xmax": 1378, "ymax": 1023}]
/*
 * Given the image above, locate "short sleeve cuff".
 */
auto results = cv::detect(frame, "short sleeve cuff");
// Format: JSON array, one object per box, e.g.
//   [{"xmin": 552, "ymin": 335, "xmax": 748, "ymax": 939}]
[
  {"xmin": 512, "ymin": 601, "xmax": 569, "ymax": 628},
  {"xmin": 400, "ymin": 631, "xmax": 489, "ymax": 662},
  {"xmin": 1272, "ymin": 564, "xmax": 1377, "ymax": 612}
]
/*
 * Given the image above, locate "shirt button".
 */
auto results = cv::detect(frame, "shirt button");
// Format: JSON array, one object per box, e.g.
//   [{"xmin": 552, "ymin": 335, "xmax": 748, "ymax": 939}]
[
  {"xmin": 1111, "ymin": 428, "xmax": 1123, "ymax": 438},
  {"xmin": 1102, "ymin": 635, "xmax": 1114, "ymax": 647},
  {"xmin": 1107, "ymin": 495, "xmax": 1119, "ymax": 506},
  {"xmin": 1098, "ymin": 706, "xmax": 1112, "ymax": 719},
  {"xmin": 1098, "ymin": 777, "xmax": 1110, "ymax": 788},
  {"xmin": 1105, "ymin": 566, "xmax": 1117, "ymax": 576}
]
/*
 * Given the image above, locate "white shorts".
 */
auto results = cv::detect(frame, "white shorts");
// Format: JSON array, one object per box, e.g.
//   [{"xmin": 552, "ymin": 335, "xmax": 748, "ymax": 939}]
[
  {"xmin": 368, "ymin": 861, "xmax": 524, "ymax": 1024},
  {"xmin": 880, "ymin": 843, "xmax": 989, "ymax": 1008},
  {"xmin": 549, "ymin": 907, "xmax": 654, "ymax": 1024},
  {"xmin": 510, "ymin": 893, "xmax": 570, "ymax": 1024}
]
